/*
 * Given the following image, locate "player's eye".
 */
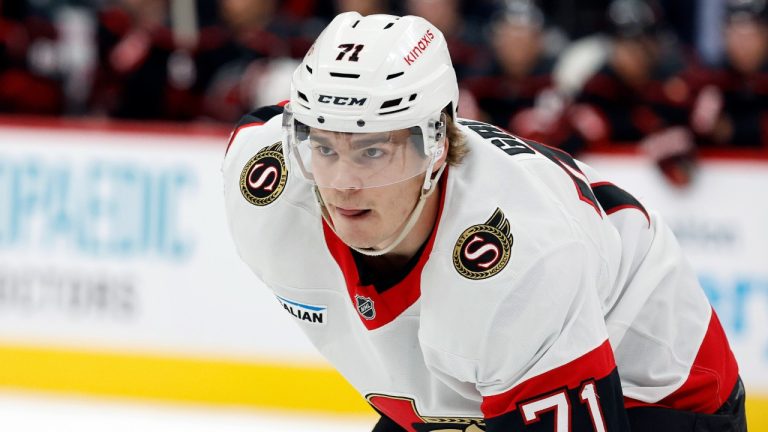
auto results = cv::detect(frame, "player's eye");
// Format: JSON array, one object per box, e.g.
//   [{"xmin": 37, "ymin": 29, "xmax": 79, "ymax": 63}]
[
  {"xmin": 363, "ymin": 148, "xmax": 384, "ymax": 158},
  {"xmin": 314, "ymin": 145, "xmax": 336, "ymax": 156}
]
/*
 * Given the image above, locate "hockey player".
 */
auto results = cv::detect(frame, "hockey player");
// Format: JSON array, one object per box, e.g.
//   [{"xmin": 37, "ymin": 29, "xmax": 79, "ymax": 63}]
[{"xmin": 223, "ymin": 12, "xmax": 746, "ymax": 432}]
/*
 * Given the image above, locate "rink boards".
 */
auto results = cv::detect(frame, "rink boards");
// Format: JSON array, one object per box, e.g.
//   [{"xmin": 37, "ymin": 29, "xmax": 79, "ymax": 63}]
[{"xmin": 0, "ymin": 120, "xmax": 765, "ymax": 427}]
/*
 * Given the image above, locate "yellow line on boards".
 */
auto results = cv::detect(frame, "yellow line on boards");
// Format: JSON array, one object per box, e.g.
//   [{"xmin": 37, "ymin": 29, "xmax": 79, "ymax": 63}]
[
  {"xmin": 0, "ymin": 344, "xmax": 372, "ymax": 415},
  {"xmin": 0, "ymin": 342, "xmax": 766, "ymax": 429},
  {"xmin": 746, "ymin": 396, "xmax": 768, "ymax": 430}
]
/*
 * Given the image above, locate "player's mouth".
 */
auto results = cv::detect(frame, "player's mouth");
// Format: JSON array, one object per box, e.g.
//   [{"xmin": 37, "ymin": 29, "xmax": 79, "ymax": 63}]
[{"xmin": 333, "ymin": 206, "xmax": 371, "ymax": 219}]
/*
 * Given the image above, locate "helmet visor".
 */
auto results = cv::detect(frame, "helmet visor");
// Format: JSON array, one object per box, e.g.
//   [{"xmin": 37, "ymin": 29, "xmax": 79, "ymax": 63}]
[{"xmin": 287, "ymin": 121, "xmax": 433, "ymax": 189}]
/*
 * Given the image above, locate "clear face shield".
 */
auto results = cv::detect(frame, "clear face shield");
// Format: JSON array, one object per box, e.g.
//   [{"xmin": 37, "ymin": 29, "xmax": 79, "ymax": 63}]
[{"xmin": 282, "ymin": 104, "xmax": 446, "ymax": 190}]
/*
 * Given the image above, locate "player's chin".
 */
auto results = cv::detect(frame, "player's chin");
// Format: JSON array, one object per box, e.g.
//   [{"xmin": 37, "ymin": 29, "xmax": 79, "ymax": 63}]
[
  {"xmin": 338, "ymin": 233, "xmax": 380, "ymax": 249},
  {"xmin": 333, "ymin": 224, "xmax": 381, "ymax": 249}
]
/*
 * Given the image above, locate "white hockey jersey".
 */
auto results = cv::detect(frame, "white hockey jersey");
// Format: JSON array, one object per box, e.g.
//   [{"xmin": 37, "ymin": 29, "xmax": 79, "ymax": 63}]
[{"xmin": 222, "ymin": 106, "xmax": 738, "ymax": 432}]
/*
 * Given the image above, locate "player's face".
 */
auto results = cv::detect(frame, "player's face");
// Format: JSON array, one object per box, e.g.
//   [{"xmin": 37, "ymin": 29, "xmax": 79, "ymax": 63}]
[
  {"xmin": 312, "ymin": 129, "xmax": 427, "ymax": 249},
  {"xmin": 318, "ymin": 173, "xmax": 424, "ymax": 249},
  {"xmin": 306, "ymin": 127, "xmax": 428, "ymax": 189}
]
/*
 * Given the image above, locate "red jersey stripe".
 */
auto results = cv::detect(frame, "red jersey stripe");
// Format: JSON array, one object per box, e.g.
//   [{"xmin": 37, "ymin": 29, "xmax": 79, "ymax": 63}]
[
  {"xmin": 482, "ymin": 339, "xmax": 616, "ymax": 418},
  {"xmin": 625, "ymin": 308, "xmax": 739, "ymax": 414},
  {"xmin": 224, "ymin": 121, "xmax": 264, "ymax": 156}
]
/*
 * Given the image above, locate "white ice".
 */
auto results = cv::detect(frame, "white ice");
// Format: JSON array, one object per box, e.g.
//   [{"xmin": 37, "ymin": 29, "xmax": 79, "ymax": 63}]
[{"xmin": 0, "ymin": 390, "xmax": 376, "ymax": 432}]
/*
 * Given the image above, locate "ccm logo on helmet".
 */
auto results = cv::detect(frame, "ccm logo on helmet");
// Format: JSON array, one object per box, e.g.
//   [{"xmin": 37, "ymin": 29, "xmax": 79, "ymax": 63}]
[
  {"xmin": 317, "ymin": 95, "xmax": 367, "ymax": 106},
  {"xmin": 404, "ymin": 29, "xmax": 435, "ymax": 66}
]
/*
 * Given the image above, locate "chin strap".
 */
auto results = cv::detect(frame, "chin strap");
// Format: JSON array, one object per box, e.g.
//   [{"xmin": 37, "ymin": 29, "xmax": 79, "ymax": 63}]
[{"xmin": 316, "ymin": 163, "xmax": 447, "ymax": 257}]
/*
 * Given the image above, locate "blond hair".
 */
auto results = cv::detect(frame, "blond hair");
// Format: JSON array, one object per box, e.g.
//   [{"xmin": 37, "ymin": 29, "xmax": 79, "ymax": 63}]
[{"xmin": 445, "ymin": 115, "xmax": 468, "ymax": 166}]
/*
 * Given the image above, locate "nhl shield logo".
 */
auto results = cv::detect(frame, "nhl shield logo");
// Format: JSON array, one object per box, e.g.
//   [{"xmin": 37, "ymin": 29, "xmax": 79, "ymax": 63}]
[{"xmin": 355, "ymin": 295, "xmax": 376, "ymax": 320}]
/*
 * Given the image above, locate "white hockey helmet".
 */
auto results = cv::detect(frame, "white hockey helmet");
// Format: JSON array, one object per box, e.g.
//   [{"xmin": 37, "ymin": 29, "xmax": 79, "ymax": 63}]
[{"xmin": 283, "ymin": 12, "xmax": 459, "ymax": 190}]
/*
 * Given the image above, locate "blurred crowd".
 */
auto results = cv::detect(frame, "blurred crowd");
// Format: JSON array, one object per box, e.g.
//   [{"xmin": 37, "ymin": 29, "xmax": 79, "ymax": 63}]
[{"xmin": 2, "ymin": 0, "xmax": 768, "ymax": 185}]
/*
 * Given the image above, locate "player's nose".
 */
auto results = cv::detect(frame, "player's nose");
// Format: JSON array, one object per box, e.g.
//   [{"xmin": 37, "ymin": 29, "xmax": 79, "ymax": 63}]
[{"xmin": 328, "ymin": 160, "xmax": 365, "ymax": 191}]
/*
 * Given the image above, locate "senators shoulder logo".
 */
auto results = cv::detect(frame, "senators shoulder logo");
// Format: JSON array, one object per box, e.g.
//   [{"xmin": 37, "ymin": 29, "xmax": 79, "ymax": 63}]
[
  {"xmin": 453, "ymin": 208, "xmax": 513, "ymax": 280},
  {"xmin": 240, "ymin": 142, "xmax": 287, "ymax": 206}
]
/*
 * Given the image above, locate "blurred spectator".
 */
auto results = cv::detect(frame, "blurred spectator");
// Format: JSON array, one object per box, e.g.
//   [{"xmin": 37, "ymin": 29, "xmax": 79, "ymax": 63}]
[
  {"xmin": 198, "ymin": 0, "xmax": 323, "ymax": 122},
  {"xmin": 309, "ymin": 0, "xmax": 397, "ymax": 23},
  {"xmin": 568, "ymin": 0, "xmax": 697, "ymax": 185},
  {"xmin": 89, "ymin": 0, "xmax": 193, "ymax": 120},
  {"xmin": 215, "ymin": 0, "xmax": 317, "ymax": 58},
  {"xmin": 1, "ymin": 0, "xmax": 767, "ymax": 145},
  {"xmin": 537, "ymin": 0, "xmax": 611, "ymax": 39},
  {"xmin": 334, "ymin": 0, "xmax": 393, "ymax": 15},
  {"xmin": 0, "ymin": 1, "xmax": 65, "ymax": 114},
  {"xmin": 461, "ymin": 0, "xmax": 573, "ymax": 150},
  {"xmin": 403, "ymin": 0, "xmax": 491, "ymax": 81},
  {"xmin": 571, "ymin": 0, "xmax": 689, "ymax": 144},
  {"xmin": 688, "ymin": 0, "xmax": 768, "ymax": 148},
  {"xmin": 88, "ymin": 0, "xmax": 320, "ymax": 123}
]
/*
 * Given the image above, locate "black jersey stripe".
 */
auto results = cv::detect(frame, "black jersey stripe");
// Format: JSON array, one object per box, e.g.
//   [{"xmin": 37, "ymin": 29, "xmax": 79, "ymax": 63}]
[
  {"xmin": 236, "ymin": 104, "xmax": 285, "ymax": 128},
  {"xmin": 225, "ymin": 103, "xmax": 286, "ymax": 156},
  {"xmin": 591, "ymin": 182, "xmax": 650, "ymax": 226}
]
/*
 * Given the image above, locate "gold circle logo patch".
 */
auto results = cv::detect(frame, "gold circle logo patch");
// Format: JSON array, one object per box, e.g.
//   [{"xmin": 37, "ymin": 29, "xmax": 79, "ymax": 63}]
[
  {"xmin": 453, "ymin": 208, "xmax": 513, "ymax": 280},
  {"xmin": 240, "ymin": 142, "xmax": 287, "ymax": 206}
]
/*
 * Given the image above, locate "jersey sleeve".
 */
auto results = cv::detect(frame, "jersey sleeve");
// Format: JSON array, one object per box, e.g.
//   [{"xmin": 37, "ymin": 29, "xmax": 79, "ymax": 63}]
[
  {"xmin": 221, "ymin": 104, "xmax": 286, "ymax": 203},
  {"xmin": 424, "ymin": 240, "xmax": 631, "ymax": 431},
  {"xmin": 221, "ymin": 103, "xmax": 295, "ymax": 283},
  {"xmin": 478, "ymin": 242, "xmax": 630, "ymax": 431}
]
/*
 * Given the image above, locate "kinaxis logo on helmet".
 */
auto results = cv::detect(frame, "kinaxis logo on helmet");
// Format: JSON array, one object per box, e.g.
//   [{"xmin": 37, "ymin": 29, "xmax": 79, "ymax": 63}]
[
  {"xmin": 317, "ymin": 94, "xmax": 368, "ymax": 106},
  {"xmin": 453, "ymin": 208, "xmax": 514, "ymax": 280},
  {"xmin": 404, "ymin": 29, "xmax": 436, "ymax": 66},
  {"xmin": 240, "ymin": 142, "xmax": 287, "ymax": 206}
]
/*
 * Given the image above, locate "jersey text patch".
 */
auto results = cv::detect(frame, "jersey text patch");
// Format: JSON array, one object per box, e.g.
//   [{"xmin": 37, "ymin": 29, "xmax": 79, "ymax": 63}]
[{"xmin": 276, "ymin": 295, "xmax": 327, "ymax": 325}]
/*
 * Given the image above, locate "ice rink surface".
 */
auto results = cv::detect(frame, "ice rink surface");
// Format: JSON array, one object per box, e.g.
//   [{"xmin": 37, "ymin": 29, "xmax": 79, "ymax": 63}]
[{"xmin": 0, "ymin": 391, "xmax": 376, "ymax": 432}]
